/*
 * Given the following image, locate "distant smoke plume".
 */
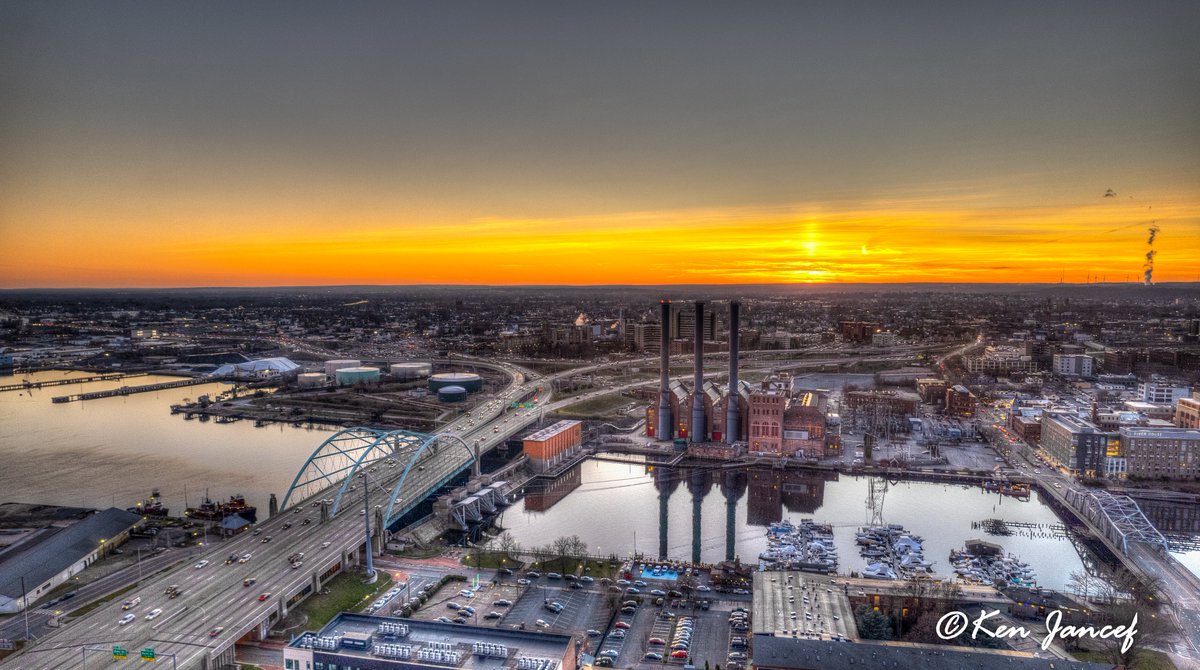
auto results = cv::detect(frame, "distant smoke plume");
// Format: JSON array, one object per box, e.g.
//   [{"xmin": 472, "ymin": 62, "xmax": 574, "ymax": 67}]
[{"xmin": 1143, "ymin": 223, "xmax": 1160, "ymax": 285}]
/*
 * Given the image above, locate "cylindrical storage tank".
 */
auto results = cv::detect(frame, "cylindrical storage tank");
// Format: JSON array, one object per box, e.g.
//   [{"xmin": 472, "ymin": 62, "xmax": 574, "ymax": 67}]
[
  {"xmin": 390, "ymin": 362, "xmax": 433, "ymax": 380},
  {"xmin": 437, "ymin": 385, "xmax": 469, "ymax": 402},
  {"xmin": 428, "ymin": 372, "xmax": 482, "ymax": 393},
  {"xmin": 324, "ymin": 359, "xmax": 361, "ymax": 376},
  {"xmin": 334, "ymin": 366, "xmax": 381, "ymax": 386},
  {"xmin": 297, "ymin": 372, "xmax": 327, "ymax": 388}
]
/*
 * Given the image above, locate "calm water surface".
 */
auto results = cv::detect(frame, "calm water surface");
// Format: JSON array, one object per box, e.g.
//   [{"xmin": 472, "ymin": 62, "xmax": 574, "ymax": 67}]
[
  {"xmin": 499, "ymin": 459, "xmax": 1200, "ymax": 589},
  {"xmin": 0, "ymin": 370, "xmax": 331, "ymax": 514}
]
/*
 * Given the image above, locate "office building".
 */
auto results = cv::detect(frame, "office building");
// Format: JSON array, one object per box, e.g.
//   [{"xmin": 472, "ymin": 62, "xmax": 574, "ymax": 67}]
[
  {"xmin": 1039, "ymin": 413, "xmax": 1116, "ymax": 477},
  {"xmin": 1120, "ymin": 427, "xmax": 1200, "ymax": 480}
]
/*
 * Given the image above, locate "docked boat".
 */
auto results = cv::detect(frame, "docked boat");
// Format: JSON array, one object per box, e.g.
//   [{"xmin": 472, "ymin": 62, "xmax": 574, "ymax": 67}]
[
  {"xmin": 127, "ymin": 489, "xmax": 169, "ymax": 517},
  {"xmin": 759, "ymin": 519, "xmax": 838, "ymax": 574},
  {"xmin": 186, "ymin": 494, "xmax": 257, "ymax": 521}
]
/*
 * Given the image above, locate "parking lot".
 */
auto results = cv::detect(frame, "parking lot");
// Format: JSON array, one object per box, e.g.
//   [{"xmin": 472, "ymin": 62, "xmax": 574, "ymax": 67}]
[{"xmin": 503, "ymin": 584, "xmax": 609, "ymax": 635}]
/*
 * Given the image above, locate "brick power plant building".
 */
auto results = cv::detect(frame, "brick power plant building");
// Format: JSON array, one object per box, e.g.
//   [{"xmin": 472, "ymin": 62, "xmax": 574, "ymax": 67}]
[{"xmin": 645, "ymin": 300, "xmax": 841, "ymax": 459}]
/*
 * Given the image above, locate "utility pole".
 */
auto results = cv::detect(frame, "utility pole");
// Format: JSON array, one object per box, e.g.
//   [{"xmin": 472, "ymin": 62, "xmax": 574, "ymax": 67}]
[
  {"xmin": 20, "ymin": 575, "xmax": 31, "ymax": 642},
  {"xmin": 362, "ymin": 472, "xmax": 375, "ymax": 580}
]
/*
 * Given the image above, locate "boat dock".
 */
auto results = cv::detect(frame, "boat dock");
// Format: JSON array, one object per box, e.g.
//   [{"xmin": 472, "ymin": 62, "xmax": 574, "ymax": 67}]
[
  {"xmin": 0, "ymin": 372, "xmax": 148, "ymax": 393},
  {"xmin": 51, "ymin": 376, "xmax": 211, "ymax": 403}
]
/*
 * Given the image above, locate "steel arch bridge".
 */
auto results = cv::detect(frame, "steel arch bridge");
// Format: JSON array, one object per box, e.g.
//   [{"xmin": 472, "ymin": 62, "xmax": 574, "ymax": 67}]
[{"xmin": 280, "ymin": 427, "xmax": 477, "ymax": 527}]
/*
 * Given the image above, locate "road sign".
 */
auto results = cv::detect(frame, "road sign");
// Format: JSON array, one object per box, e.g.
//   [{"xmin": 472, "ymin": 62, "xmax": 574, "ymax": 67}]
[
  {"xmin": 140, "ymin": 647, "xmax": 156, "ymax": 661},
  {"xmin": 112, "ymin": 646, "xmax": 128, "ymax": 659}
]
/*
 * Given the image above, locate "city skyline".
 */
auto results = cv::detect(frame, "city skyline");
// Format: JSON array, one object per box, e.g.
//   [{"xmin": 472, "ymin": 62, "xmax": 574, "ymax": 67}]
[{"xmin": 2, "ymin": 1, "xmax": 1199, "ymax": 288}]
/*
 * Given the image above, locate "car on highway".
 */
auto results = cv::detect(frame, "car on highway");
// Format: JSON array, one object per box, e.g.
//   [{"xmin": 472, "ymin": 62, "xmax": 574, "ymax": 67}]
[
  {"xmin": 243, "ymin": 578, "xmax": 257, "ymax": 587},
  {"xmin": 238, "ymin": 552, "xmax": 252, "ymax": 563},
  {"xmin": 225, "ymin": 553, "xmax": 239, "ymax": 564},
  {"xmin": 282, "ymin": 522, "xmax": 293, "ymax": 529},
  {"xmin": 301, "ymin": 518, "xmax": 312, "ymax": 525},
  {"xmin": 194, "ymin": 560, "xmax": 209, "ymax": 569},
  {"xmin": 261, "ymin": 536, "xmax": 272, "ymax": 543},
  {"xmin": 122, "ymin": 597, "xmax": 141, "ymax": 610},
  {"xmin": 258, "ymin": 592, "xmax": 271, "ymax": 601},
  {"xmin": 209, "ymin": 626, "xmax": 225, "ymax": 637},
  {"xmin": 145, "ymin": 608, "xmax": 163, "ymax": 620},
  {"xmin": 321, "ymin": 541, "xmax": 331, "ymax": 548},
  {"xmin": 118, "ymin": 613, "xmax": 136, "ymax": 625}
]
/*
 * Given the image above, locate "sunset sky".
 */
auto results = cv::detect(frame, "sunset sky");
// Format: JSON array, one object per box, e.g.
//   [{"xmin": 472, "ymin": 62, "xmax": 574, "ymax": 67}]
[{"xmin": 1, "ymin": 1, "xmax": 1198, "ymax": 287}]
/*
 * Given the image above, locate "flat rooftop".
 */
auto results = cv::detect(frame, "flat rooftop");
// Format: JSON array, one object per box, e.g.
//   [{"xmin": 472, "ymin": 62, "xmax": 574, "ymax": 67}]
[
  {"xmin": 524, "ymin": 420, "xmax": 582, "ymax": 443},
  {"xmin": 290, "ymin": 613, "xmax": 573, "ymax": 670},
  {"xmin": 1120, "ymin": 426, "xmax": 1200, "ymax": 440},
  {"xmin": 752, "ymin": 572, "xmax": 857, "ymax": 640}
]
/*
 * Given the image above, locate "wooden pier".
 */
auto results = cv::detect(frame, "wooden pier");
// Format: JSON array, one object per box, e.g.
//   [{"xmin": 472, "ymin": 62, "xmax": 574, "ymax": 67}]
[
  {"xmin": 51, "ymin": 377, "xmax": 210, "ymax": 403},
  {"xmin": 0, "ymin": 372, "xmax": 148, "ymax": 393}
]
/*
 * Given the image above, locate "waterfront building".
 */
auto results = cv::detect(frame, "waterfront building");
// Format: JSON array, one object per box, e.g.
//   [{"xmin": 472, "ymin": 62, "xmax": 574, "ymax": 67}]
[
  {"xmin": 0, "ymin": 507, "xmax": 141, "ymax": 613},
  {"xmin": 1120, "ymin": 426, "xmax": 1200, "ymax": 480},
  {"xmin": 523, "ymin": 420, "xmax": 583, "ymax": 474},
  {"xmin": 284, "ymin": 613, "xmax": 575, "ymax": 670},
  {"xmin": 1038, "ymin": 412, "xmax": 1115, "ymax": 478}
]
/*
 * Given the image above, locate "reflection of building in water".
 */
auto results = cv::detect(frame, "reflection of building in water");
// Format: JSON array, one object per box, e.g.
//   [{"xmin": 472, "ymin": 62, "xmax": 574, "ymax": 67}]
[
  {"xmin": 720, "ymin": 469, "xmax": 747, "ymax": 561},
  {"xmin": 687, "ymin": 468, "xmax": 714, "ymax": 563},
  {"xmin": 746, "ymin": 468, "xmax": 837, "ymax": 525},
  {"xmin": 523, "ymin": 464, "xmax": 582, "ymax": 513},
  {"xmin": 1133, "ymin": 497, "xmax": 1200, "ymax": 535},
  {"xmin": 651, "ymin": 465, "xmax": 681, "ymax": 559}
]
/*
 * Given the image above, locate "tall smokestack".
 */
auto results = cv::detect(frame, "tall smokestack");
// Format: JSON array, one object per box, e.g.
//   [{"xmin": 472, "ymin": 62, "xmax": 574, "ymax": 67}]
[
  {"xmin": 726, "ymin": 300, "xmax": 740, "ymax": 444},
  {"xmin": 657, "ymin": 300, "xmax": 672, "ymax": 440},
  {"xmin": 691, "ymin": 301, "xmax": 706, "ymax": 443}
]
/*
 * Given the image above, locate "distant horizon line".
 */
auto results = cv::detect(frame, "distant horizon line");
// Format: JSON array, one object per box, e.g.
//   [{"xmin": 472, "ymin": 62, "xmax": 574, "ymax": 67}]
[{"xmin": 2, "ymin": 281, "xmax": 1198, "ymax": 292}]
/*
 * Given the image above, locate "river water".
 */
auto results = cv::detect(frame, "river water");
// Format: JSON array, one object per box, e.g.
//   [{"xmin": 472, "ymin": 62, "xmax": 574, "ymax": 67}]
[
  {"xmin": 498, "ymin": 458, "xmax": 1200, "ymax": 590},
  {"xmin": 3, "ymin": 370, "xmax": 1197, "ymax": 588},
  {"xmin": 0, "ymin": 370, "xmax": 330, "ymax": 515}
]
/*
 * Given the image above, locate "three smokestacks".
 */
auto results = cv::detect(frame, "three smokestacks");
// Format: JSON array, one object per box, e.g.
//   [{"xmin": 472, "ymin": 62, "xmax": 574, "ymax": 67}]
[{"xmin": 657, "ymin": 299, "xmax": 740, "ymax": 443}]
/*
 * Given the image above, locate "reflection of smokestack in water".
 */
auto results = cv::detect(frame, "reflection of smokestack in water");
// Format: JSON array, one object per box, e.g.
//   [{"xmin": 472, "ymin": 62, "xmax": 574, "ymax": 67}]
[
  {"xmin": 726, "ymin": 300, "xmax": 740, "ymax": 444},
  {"xmin": 691, "ymin": 301, "xmax": 705, "ymax": 443},
  {"xmin": 1144, "ymin": 223, "xmax": 1160, "ymax": 286},
  {"xmin": 657, "ymin": 300, "xmax": 672, "ymax": 440}
]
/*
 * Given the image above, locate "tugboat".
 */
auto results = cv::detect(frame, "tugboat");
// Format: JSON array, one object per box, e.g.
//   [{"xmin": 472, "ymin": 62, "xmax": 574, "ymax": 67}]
[
  {"xmin": 185, "ymin": 493, "xmax": 257, "ymax": 522},
  {"xmin": 127, "ymin": 489, "xmax": 169, "ymax": 517}
]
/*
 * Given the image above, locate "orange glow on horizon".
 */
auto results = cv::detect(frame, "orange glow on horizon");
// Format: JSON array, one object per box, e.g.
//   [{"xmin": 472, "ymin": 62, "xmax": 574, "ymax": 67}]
[{"xmin": 1, "ymin": 196, "xmax": 1197, "ymax": 288}]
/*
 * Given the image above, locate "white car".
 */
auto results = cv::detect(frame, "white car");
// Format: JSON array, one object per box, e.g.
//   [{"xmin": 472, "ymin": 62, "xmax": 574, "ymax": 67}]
[
  {"xmin": 118, "ymin": 613, "xmax": 136, "ymax": 625},
  {"xmin": 238, "ymin": 553, "xmax": 252, "ymax": 563},
  {"xmin": 145, "ymin": 608, "xmax": 163, "ymax": 620},
  {"xmin": 194, "ymin": 560, "xmax": 209, "ymax": 569},
  {"xmin": 321, "ymin": 541, "xmax": 332, "ymax": 548}
]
